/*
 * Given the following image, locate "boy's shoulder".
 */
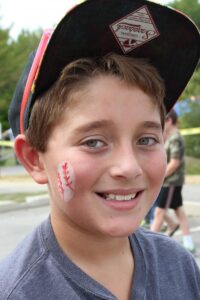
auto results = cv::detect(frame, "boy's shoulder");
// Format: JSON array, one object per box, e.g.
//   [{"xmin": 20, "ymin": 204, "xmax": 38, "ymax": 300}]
[
  {"xmin": 0, "ymin": 218, "xmax": 119, "ymax": 300},
  {"xmin": 134, "ymin": 227, "xmax": 189, "ymax": 258},
  {"xmin": 132, "ymin": 228, "xmax": 200, "ymax": 298},
  {"xmin": 131, "ymin": 228, "xmax": 200, "ymax": 300},
  {"xmin": 133, "ymin": 227, "xmax": 199, "ymax": 274},
  {"xmin": 0, "ymin": 219, "xmax": 48, "ymax": 299}
]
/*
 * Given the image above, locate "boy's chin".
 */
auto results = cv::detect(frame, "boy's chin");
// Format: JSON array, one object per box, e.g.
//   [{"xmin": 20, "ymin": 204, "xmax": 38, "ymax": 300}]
[{"xmin": 104, "ymin": 220, "xmax": 142, "ymax": 238}]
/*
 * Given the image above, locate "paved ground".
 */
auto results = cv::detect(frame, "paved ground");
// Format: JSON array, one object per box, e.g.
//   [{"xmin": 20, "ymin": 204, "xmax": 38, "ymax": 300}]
[{"xmin": 0, "ymin": 205, "xmax": 50, "ymax": 260}]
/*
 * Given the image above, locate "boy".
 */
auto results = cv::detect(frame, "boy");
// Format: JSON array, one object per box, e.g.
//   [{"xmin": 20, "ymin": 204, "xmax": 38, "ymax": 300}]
[{"xmin": 0, "ymin": 1, "xmax": 199, "ymax": 299}]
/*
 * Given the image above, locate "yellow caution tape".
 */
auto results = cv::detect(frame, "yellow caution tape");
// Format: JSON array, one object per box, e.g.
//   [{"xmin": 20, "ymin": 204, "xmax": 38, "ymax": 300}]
[
  {"xmin": 180, "ymin": 128, "xmax": 200, "ymax": 136},
  {"xmin": 0, "ymin": 140, "xmax": 14, "ymax": 147}
]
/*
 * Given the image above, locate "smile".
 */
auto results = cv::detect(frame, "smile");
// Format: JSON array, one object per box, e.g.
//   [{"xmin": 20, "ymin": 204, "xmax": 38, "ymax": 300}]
[
  {"xmin": 104, "ymin": 193, "xmax": 137, "ymax": 201},
  {"xmin": 96, "ymin": 190, "xmax": 143, "ymax": 211},
  {"xmin": 97, "ymin": 192, "xmax": 139, "ymax": 201}
]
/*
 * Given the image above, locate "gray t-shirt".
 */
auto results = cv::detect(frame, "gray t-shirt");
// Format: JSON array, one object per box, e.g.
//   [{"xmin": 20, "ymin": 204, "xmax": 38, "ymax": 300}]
[{"xmin": 0, "ymin": 217, "xmax": 199, "ymax": 300}]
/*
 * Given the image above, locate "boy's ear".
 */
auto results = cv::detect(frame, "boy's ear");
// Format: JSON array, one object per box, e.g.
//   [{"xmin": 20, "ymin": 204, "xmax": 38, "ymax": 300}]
[{"xmin": 14, "ymin": 134, "xmax": 48, "ymax": 184}]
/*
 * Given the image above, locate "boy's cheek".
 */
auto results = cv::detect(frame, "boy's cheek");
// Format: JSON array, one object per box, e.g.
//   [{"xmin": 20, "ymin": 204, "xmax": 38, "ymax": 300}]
[
  {"xmin": 153, "ymin": 152, "xmax": 167, "ymax": 187},
  {"xmin": 57, "ymin": 161, "xmax": 75, "ymax": 202}
]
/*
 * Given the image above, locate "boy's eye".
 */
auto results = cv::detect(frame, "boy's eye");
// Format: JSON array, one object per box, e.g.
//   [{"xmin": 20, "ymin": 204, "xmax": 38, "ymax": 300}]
[
  {"xmin": 138, "ymin": 137, "xmax": 157, "ymax": 146},
  {"xmin": 83, "ymin": 139, "xmax": 105, "ymax": 148}
]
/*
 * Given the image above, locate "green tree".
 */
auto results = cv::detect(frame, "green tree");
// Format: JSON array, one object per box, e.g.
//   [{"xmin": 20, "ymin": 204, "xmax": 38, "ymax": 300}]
[
  {"xmin": 169, "ymin": 0, "xmax": 200, "ymax": 28},
  {"xmin": 180, "ymin": 67, "xmax": 200, "ymax": 100},
  {"xmin": 169, "ymin": 0, "xmax": 200, "ymax": 158},
  {"xmin": 0, "ymin": 26, "xmax": 41, "ymax": 130},
  {"xmin": 0, "ymin": 26, "xmax": 14, "ymax": 130},
  {"xmin": 169, "ymin": 0, "xmax": 200, "ymax": 101}
]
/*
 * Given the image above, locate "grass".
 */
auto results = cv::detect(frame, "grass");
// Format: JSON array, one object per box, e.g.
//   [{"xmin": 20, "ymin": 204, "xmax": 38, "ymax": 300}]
[
  {"xmin": 0, "ymin": 148, "xmax": 17, "ymax": 166},
  {"xmin": 0, "ymin": 150, "xmax": 48, "ymax": 203},
  {"xmin": 0, "ymin": 192, "xmax": 48, "ymax": 203}
]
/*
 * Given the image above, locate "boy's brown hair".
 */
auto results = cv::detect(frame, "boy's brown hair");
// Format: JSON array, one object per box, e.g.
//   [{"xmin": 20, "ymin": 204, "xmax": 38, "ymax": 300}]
[{"xmin": 27, "ymin": 53, "xmax": 166, "ymax": 152}]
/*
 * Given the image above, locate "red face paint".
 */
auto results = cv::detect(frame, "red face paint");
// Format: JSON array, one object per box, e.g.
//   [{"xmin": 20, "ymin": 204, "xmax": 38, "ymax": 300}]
[{"xmin": 57, "ymin": 161, "xmax": 75, "ymax": 202}]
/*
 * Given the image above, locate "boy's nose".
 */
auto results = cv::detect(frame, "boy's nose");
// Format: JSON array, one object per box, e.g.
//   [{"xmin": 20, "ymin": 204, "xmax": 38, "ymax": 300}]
[{"xmin": 109, "ymin": 144, "xmax": 143, "ymax": 180}]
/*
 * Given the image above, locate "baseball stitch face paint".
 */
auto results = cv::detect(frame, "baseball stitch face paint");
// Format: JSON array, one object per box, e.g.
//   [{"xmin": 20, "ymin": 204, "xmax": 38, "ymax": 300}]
[{"xmin": 57, "ymin": 161, "xmax": 75, "ymax": 202}]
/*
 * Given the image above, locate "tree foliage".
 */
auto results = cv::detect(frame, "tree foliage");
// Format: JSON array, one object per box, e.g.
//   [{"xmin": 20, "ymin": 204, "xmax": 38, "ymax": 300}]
[
  {"xmin": 168, "ymin": 0, "xmax": 200, "ymax": 157},
  {"xmin": 0, "ymin": 21, "xmax": 41, "ymax": 130},
  {"xmin": 168, "ymin": 0, "xmax": 200, "ymax": 101},
  {"xmin": 0, "ymin": 26, "xmax": 13, "ymax": 130},
  {"xmin": 168, "ymin": 0, "xmax": 200, "ymax": 29},
  {"xmin": 181, "ymin": 68, "xmax": 200, "ymax": 100}
]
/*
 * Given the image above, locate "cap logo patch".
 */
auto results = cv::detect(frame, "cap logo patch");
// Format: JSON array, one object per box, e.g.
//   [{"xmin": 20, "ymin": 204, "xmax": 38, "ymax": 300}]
[{"xmin": 110, "ymin": 5, "xmax": 160, "ymax": 53}]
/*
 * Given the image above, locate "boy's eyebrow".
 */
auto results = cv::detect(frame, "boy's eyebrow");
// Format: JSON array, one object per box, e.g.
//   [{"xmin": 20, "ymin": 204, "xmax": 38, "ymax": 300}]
[
  {"xmin": 141, "ymin": 121, "xmax": 162, "ymax": 131},
  {"xmin": 72, "ymin": 120, "xmax": 114, "ymax": 134},
  {"xmin": 71, "ymin": 120, "xmax": 162, "ymax": 135}
]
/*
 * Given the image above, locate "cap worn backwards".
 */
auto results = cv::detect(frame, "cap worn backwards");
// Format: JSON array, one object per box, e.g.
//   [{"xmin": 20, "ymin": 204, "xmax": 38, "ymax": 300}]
[{"xmin": 8, "ymin": 0, "xmax": 200, "ymax": 137}]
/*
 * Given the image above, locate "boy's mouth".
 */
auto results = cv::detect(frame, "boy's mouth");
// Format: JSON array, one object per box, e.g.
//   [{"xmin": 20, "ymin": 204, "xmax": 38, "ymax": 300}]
[{"xmin": 96, "ymin": 192, "xmax": 139, "ymax": 201}]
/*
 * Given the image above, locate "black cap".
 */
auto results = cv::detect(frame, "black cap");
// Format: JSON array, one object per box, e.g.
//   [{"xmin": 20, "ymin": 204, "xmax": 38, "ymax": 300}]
[{"xmin": 9, "ymin": 0, "xmax": 200, "ymax": 136}]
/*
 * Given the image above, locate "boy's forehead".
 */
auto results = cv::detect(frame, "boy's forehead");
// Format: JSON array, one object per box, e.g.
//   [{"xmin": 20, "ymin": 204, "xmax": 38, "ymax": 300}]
[
  {"xmin": 56, "ymin": 81, "xmax": 162, "ymax": 129},
  {"xmin": 8, "ymin": 0, "xmax": 200, "ymax": 137}
]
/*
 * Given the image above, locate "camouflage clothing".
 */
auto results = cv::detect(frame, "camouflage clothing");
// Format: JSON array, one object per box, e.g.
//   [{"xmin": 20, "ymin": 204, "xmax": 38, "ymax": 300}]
[{"xmin": 164, "ymin": 130, "xmax": 185, "ymax": 186}]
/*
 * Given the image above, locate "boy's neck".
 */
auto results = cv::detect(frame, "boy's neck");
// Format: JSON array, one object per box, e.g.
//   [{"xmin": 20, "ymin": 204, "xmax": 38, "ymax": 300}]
[{"xmin": 50, "ymin": 211, "xmax": 134, "ymax": 300}]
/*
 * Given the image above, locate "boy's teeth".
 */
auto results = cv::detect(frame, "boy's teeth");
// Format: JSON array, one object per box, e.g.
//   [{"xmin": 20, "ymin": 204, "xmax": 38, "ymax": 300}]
[{"xmin": 104, "ymin": 193, "xmax": 136, "ymax": 201}]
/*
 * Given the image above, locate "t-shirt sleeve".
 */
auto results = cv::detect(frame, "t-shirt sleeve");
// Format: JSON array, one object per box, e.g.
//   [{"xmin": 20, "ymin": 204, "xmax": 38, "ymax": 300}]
[{"xmin": 169, "ymin": 137, "xmax": 182, "ymax": 159}]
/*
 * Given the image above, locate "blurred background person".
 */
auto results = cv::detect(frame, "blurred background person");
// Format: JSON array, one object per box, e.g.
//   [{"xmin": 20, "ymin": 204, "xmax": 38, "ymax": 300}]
[{"xmin": 150, "ymin": 109, "xmax": 195, "ymax": 253}]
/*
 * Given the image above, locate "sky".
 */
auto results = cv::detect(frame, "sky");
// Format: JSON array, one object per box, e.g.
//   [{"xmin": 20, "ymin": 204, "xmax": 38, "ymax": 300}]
[{"xmin": 0, "ymin": 0, "xmax": 170, "ymax": 39}]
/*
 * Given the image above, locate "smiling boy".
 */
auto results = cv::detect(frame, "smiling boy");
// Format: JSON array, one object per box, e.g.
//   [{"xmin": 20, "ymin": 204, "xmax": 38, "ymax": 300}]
[{"xmin": 0, "ymin": 1, "xmax": 200, "ymax": 299}]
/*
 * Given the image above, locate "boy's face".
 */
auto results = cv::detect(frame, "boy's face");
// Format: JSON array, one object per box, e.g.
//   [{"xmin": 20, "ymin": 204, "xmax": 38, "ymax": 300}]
[{"xmin": 39, "ymin": 76, "xmax": 166, "ymax": 237}]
